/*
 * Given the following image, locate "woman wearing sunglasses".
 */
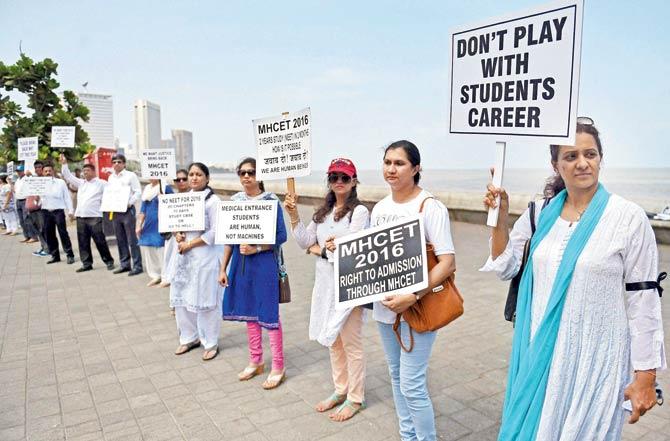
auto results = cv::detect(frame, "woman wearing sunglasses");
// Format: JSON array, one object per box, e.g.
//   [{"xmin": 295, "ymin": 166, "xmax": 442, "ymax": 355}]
[
  {"xmin": 284, "ymin": 158, "xmax": 370, "ymax": 421},
  {"xmin": 219, "ymin": 157, "xmax": 288, "ymax": 389},
  {"xmin": 482, "ymin": 118, "xmax": 665, "ymax": 440}
]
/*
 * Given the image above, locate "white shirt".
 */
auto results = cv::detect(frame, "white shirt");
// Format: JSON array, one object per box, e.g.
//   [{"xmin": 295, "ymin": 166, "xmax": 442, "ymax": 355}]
[
  {"xmin": 370, "ymin": 189, "xmax": 455, "ymax": 324},
  {"xmin": 40, "ymin": 177, "xmax": 74, "ymax": 215},
  {"xmin": 61, "ymin": 164, "xmax": 106, "ymax": 218},
  {"xmin": 14, "ymin": 175, "xmax": 27, "ymax": 200},
  {"xmin": 107, "ymin": 168, "xmax": 141, "ymax": 207}
]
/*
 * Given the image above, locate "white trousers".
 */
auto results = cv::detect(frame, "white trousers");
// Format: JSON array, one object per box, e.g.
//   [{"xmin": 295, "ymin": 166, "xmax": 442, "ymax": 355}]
[
  {"xmin": 140, "ymin": 245, "xmax": 164, "ymax": 280},
  {"xmin": 175, "ymin": 299, "xmax": 222, "ymax": 350},
  {"xmin": 1, "ymin": 210, "xmax": 18, "ymax": 232}
]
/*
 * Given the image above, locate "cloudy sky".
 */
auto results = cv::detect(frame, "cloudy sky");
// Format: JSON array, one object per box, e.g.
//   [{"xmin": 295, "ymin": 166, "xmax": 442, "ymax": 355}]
[{"xmin": 1, "ymin": 0, "xmax": 668, "ymax": 170}]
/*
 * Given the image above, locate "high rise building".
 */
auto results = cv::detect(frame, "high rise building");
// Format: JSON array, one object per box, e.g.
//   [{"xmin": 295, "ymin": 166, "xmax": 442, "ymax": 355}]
[
  {"xmin": 133, "ymin": 100, "xmax": 162, "ymax": 152},
  {"xmin": 171, "ymin": 130, "xmax": 193, "ymax": 168},
  {"xmin": 161, "ymin": 138, "xmax": 176, "ymax": 151},
  {"xmin": 77, "ymin": 93, "xmax": 114, "ymax": 148}
]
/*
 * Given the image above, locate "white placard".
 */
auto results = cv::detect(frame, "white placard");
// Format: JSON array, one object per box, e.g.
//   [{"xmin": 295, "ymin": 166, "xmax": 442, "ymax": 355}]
[
  {"xmin": 141, "ymin": 149, "xmax": 176, "ymax": 179},
  {"xmin": 22, "ymin": 177, "xmax": 53, "ymax": 196},
  {"xmin": 51, "ymin": 126, "xmax": 76, "ymax": 148},
  {"xmin": 6, "ymin": 161, "xmax": 14, "ymax": 176},
  {"xmin": 100, "ymin": 185, "xmax": 130, "ymax": 213},
  {"xmin": 449, "ymin": 0, "xmax": 583, "ymax": 144},
  {"xmin": 158, "ymin": 192, "xmax": 206, "ymax": 233},
  {"xmin": 254, "ymin": 107, "xmax": 311, "ymax": 180},
  {"xmin": 215, "ymin": 200, "xmax": 277, "ymax": 245},
  {"xmin": 18, "ymin": 137, "xmax": 39, "ymax": 161}
]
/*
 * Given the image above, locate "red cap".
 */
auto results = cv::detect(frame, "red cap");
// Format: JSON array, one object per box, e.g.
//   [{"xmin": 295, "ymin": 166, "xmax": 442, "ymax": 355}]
[{"xmin": 327, "ymin": 158, "xmax": 357, "ymax": 177}]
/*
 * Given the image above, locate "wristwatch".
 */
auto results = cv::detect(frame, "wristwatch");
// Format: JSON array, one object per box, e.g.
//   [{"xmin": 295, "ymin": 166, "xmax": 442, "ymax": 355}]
[{"xmin": 256, "ymin": 245, "xmax": 262, "ymax": 254}]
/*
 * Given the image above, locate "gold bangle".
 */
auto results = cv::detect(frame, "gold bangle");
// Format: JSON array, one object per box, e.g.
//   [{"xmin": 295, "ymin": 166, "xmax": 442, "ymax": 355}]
[{"xmin": 636, "ymin": 370, "xmax": 657, "ymax": 378}]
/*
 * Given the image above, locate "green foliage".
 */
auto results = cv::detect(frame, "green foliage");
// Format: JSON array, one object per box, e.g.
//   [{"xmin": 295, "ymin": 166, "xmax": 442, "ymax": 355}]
[{"xmin": 0, "ymin": 54, "xmax": 95, "ymax": 166}]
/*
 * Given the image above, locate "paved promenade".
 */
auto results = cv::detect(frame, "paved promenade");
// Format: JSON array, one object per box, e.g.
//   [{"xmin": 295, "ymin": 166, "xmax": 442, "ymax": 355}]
[{"xmin": 0, "ymin": 206, "xmax": 668, "ymax": 441}]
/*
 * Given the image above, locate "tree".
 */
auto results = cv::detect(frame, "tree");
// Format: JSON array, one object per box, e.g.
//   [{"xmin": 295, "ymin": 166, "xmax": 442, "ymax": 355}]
[{"xmin": 0, "ymin": 54, "xmax": 94, "ymax": 165}]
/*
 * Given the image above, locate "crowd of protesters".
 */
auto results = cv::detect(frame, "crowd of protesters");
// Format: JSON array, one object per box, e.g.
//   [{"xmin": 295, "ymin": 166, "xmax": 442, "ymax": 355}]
[{"xmin": 1, "ymin": 127, "xmax": 666, "ymax": 441}]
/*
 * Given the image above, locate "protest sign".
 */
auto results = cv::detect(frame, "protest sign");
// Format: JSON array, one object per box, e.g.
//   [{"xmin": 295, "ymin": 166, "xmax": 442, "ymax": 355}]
[
  {"xmin": 18, "ymin": 137, "xmax": 39, "ymax": 161},
  {"xmin": 158, "ymin": 192, "xmax": 206, "ymax": 233},
  {"xmin": 100, "ymin": 185, "xmax": 130, "ymax": 213},
  {"xmin": 449, "ymin": 0, "xmax": 583, "ymax": 144},
  {"xmin": 51, "ymin": 126, "xmax": 76, "ymax": 148},
  {"xmin": 215, "ymin": 200, "xmax": 277, "ymax": 245},
  {"xmin": 7, "ymin": 161, "xmax": 14, "ymax": 176},
  {"xmin": 22, "ymin": 177, "xmax": 53, "ymax": 196},
  {"xmin": 334, "ymin": 216, "xmax": 429, "ymax": 309},
  {"xmin": 141, "ymin": 149, "xmax": 176, "ymax": 179},
  {"xmin": 254, "ymin": 108, "xmax": 311, "ymax": 181}
]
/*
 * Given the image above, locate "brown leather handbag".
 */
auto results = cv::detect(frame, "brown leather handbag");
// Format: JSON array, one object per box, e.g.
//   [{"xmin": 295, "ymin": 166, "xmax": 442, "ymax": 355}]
[{"xmin": 393, "ymin": 197, "xmax": 464, "ymax": 352}]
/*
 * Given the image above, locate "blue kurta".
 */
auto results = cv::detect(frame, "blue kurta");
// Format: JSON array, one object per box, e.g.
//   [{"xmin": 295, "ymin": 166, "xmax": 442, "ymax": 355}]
[
  {"xmin": 222, "ymin": 192, "xmax": 287, "ymax": 329},
  {"xmin": 138, "ymin": 185, "xmax": 173, "ymax": 247}
]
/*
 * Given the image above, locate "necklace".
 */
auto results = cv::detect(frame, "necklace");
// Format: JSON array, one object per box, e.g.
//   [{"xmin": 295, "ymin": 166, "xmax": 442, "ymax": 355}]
[{"xmin": 567, "ymin": 203, "xmax": 586, "ymax": 227}]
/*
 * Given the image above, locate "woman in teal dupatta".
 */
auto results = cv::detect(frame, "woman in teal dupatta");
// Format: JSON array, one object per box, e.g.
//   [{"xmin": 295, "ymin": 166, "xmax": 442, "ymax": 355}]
[{"xmin": 482, "ymin": 121, "xmax": 665, "ymax": 440}]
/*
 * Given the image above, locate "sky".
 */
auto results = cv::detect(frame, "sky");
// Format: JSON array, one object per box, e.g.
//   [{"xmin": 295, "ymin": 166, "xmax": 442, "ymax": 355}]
[{"xmin": 1, "ymin": 0, "xmax": 668, "ymax": 171}]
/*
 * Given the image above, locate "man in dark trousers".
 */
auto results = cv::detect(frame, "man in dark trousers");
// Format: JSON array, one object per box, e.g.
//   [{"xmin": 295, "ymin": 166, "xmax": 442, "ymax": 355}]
[
  {"xmin": 60, "ymin": 154, "xmax": 115, "ymax": 272},
  {"xmin": 106, "ymin": 153, "xmax": 143, "ymax": 276},
  {"xmin": 40, "ymin": 162, "xmax": 75, "ymax": 264}
]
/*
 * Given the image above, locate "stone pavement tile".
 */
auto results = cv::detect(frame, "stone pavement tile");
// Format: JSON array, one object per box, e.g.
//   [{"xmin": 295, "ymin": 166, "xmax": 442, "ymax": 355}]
[
  {"xmin": 431, "ymin": 393, "xmax": 468, "ymax": 417},
  {"xmin": 448, "ymin": 407, "xmax": 497, "ymax": 432},
  {"xmin": 26, "ymin": 396, "xmax": 61, "ymax": 419},
  {"xmin": 454, "ymin": 424, "xmax": 499, "ymax": 441},
  {"xmin": 60, "ymin": 379, "xmax": 90, "ymax": 396},
  {"xmin": 96, "ymin": 397, "xmax": 131, "ymax": 416},
  {"xmin": 64, "ymin": 420, "xmax": 102, "ymax": 439},
  {"xmin": 26, "ymin": 427, "xmax": 65, "ymax": 441},
  {"xmin": 27, "ymin": 384, "xmax": 61, "ymax": 404},
  {"xmin": 88, "ymin": 371, "xmax": 119, "ymax": 387},
  {"xmin": 185, "ymin": 379, "xmax": 220, "ymax": 396},
  {"xmin": 67, "ymin": 432, "xmax": 105, "ymax": 441},
  {"xmin": 317, "ymin": 419, "xmax": 390, "ymax": 441},
  {"xmin": 103, "ymin": 423, "xmax": 143, "ymax": 441},
  {"xmin": 177, "ymin": 365, "xmax": 211, "ymax": 384},
  {"xmin": 0, "ymin": 425, "xmax": 24, "ymax": 441},
  {"xmin": 143, "ymin": 360, "xmax": 175, "ymax": 375},
  {"xmin": 245, "ymin": 400, "xmax": 312, "ymax": 426},
  {"xmin": 99, "ymin": 409, "xmax": 136, "ymax": 429},
  {"xmin": 84, "ymin": 361, "xmax": 115, "ymax": 376},
  {"xmin": 91, "ymin": 381, "xmax": 126, "ymax": 403},
  {"xmin": 116, "ymin": 366, "xmax": 147, "ymax": 382},
  {"xmin": 57, "ymin": 367, "xmax": 87, "ymax": 383},
  {"xmin": 62, "ymin": 407, "xmax": 98, "ymax": 427},
  {"xmin": 121, "ymin": 377, "xmax": 157, "ymax": 398},
  {"xmin": 133, "ymin": 402, "xmax": 170, "ymax": 420},
  {"xmin": 434, "ymin": 415, "xmax": 473, "ymax": 441},
  {"xmin": 0, "ymin": 406, "xmax": 26, "ymax": 429},
  {"xmin": 260, "ymin": 413, "xmax": 342, "ymax": 441},
  {"xmin": 61, "ymin": 391, "xmax": 95, "ymax": 413},
  {"xmin": 111, "ymin": 356, "xmax": 142, "ymax": 371},
  {"xmin": 163, "ymin": 394, "xmax": 204, "ymax": 417},
  {"xmin": 149, "ymin": 369, "xmax": 184, "ymax": 391},
  {"xmin": 158, "ymin": 383, "xmax": 191, "ymax": 400},
  {"xmin": 26, "ymin": 414, "xmax": 63, "ymax": 434}
]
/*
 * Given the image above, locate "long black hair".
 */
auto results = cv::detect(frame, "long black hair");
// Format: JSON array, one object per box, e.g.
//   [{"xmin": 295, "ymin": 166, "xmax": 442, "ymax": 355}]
[
  {"xmin": 384, "ymin": 140, "xmax": 421, "ymax": 184},
  {"xmin": 187, "ymin": 162, "xmax": 215, "ymax": 200},
  {"xmin": 543, "ymin": 123, "xmax": 604, "ymax": 197},
  {"xmin": 312, "ymin": 181, "xmax": 361, "ymax": 224},
  {"xmin": 237, "ymin": 157, "xmax": 265, "ymax": 192}
]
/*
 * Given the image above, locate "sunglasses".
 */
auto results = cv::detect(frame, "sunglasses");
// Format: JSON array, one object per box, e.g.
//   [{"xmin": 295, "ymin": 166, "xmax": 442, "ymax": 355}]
[
  {"xmin": 577, "ymin": 116, "xmax": 594, "ymax": 126},
  {"xmin": 328, "ymin": 173, "xmax": 352, "ymax": 184},
  {"xmin": 237, "ymin": 169, "xmax": 256, "ymax": 177},
  {"xmin": 174, "ymin": 177, "xmax": 187, "ymax": 183}
]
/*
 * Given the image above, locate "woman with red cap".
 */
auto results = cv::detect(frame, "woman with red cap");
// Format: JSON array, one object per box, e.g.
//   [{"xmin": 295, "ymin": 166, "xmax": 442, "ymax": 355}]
[{"xmin": 284, "ymin": 158, "xmax": 370, "ymax": 422}]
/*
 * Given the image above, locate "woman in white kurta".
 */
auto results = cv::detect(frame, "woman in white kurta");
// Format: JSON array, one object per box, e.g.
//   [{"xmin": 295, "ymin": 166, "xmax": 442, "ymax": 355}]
[
  {"xmin": 160, "ymin": 169, "xmax": 190, "ymax": 292},
  {"xmin": 170, "ymin": 162, "xmax": 222, "ymax": 361},
  {"xmin": 284, "ymin": 158, "xmax": 370, "ymax": 422},
  {"xmin": 483, "ymin": 121, "xmax": 665, "ymax": 440}
]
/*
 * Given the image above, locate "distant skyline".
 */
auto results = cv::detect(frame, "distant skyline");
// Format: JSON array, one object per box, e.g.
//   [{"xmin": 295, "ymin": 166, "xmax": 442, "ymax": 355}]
[{"xmin": 1, "ymin": 0, "xmax": 668, "ymax": 171}]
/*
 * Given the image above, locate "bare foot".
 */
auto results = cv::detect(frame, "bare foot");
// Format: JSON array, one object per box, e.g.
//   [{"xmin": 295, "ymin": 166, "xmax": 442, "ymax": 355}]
[{"xmin": 316, "ymin": 393, "xmax": 346, "ymax": 412}]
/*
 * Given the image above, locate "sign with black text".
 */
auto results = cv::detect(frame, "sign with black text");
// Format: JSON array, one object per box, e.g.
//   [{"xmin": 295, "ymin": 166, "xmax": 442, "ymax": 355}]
[
  {"xmin": 141, "ymin": 149, "xmax": 176, "ymax": 179},
  {"xmin": 254, "ymin": 108, "xmax": 311, "ymax": 180},
  {"xmin": 215, "ymin": 200, "xmax": 277, "ymax": 245},
  {"xmin": 50, "ymin": 126, "xmax": 76, "ymax": 148},
  {"xmin": 18, "ymin": 137, "xmax": 39, "ymax": 161},
  {"xmin": 7, "ymin": 161, "xmax": 14, "ymax": 176},
  {"xmin": 449, "ymin": 0, "xmax": 583, "ymax": 144},
  {"xmin": 23, "ymin": 177, "xmax": 53, "ymax": 196},
  {"xmin": 334, "ymin": 216, "xmax": 428, "ymax": 309},
  {"xmin": 158, "ymin": 192, "xmax": 206, "ymax": 233},
  {"xmin": 100, "ymin": 185, "xmax": 130, "ymax": 213}
]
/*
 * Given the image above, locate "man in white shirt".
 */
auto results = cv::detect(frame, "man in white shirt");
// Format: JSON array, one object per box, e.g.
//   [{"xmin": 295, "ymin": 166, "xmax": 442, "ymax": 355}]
[
  {"xmin": 41, "ymin": 162, "xmax": 75, "ymax": 264},
  {"xmin": 107, "ymin": 153, "xmax": 143, "ymax": 276},
  {"xmin": 60, "ymin": 154, "xmax": 115, "ymax": 273}
]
